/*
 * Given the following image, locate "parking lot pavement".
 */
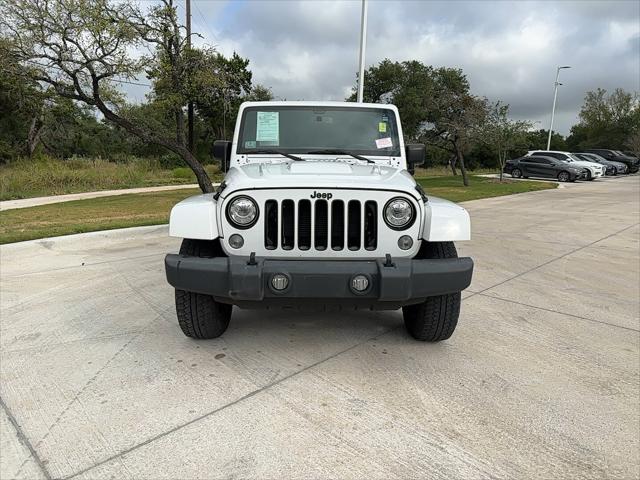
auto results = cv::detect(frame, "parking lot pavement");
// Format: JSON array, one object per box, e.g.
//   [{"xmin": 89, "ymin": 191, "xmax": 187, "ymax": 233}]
[{"xmin": 1, "ymin": 176, "xmax": 638, "ymax": 480}]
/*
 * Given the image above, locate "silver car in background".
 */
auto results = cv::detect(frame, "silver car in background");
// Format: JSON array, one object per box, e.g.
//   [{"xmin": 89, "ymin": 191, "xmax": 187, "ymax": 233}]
[{"xmin": 574, "ymin": 152, "xmax": 627, "ymax": 175}]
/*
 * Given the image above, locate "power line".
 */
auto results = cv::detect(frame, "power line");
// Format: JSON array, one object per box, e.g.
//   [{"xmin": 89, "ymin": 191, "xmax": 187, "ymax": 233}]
[{"xmin": 192, "ymin": 0, "xmax": 219, "ymax": 44}]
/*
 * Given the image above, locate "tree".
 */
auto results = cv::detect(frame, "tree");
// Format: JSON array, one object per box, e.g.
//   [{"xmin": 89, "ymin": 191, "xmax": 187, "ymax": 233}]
[
  {"xmin": 0, "ymin": 37, "xmax": 47, "ymax": 160},
  {"xmin": 347, "ymin": 60, "xmax": 433, "ymax": 141},
  {"xmin": 421, "ymin": 68, "xmax": 487, "ymax": 186},
  {"xmin": 188, "ymin": 51, "xmax": 272, "ymax": 151},
  {"xmin": 521, "ymin": 129, "xmax": 567, "ymax": 153},
  {"xmin": 566, "ymin": 88, "xmax": 640, "ymax": 151},
  {"xmin": 348, "ymin": 60, "xmax": 487, "ymax": 186},
  {"xmin": 625, "ymin": 130, "xmax": 640, "ymax": 157},
  {"xmin": 479, "ymin": 102, "xmax": 533, "ymax": 181},
  {"xmin": 1, "ymin": 0, "xmax": 219, "ymax": 192}
]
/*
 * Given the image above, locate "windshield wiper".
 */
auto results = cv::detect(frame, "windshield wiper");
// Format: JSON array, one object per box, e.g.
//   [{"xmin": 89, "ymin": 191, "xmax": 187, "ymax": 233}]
[
  {"xmin": 307, "ymin": 149, "xmax": 375, "ymax": 164},
  {"xmin": 250, "ymin": 149, "xmax": 305, "ymax": 162}
]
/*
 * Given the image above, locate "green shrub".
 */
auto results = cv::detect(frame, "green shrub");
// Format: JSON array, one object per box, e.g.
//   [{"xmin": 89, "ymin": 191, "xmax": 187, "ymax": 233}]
[
  {"xmin": 172, "ymin": 167, "xmax": 194, "ymax": 179},
  {"xmin": 158, "ymin": 153, "xmax": 184, "ymax": 169}
]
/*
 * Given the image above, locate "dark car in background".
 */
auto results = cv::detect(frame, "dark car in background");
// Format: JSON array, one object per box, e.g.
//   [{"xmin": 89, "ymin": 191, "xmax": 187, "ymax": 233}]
[
  {"xmin": 583, "ymin": 149, "xmax": 639, "ymax": 173},
  {"xmin": 504, "ymin": 155, "xmax": 586, "ymax": 182},
  {"xmin": 574, "ymin": 152, "xmax": 627, "ymax": 175}
]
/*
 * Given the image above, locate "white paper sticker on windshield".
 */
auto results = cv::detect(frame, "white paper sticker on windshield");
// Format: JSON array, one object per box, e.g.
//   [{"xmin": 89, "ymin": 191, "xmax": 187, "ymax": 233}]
[
  {"xmin": 256, "ymin": 111, "xmax": 279, "ymax": 143},
  {"xmin": 375, "ymin": 137, "xmax": 393, "ymax": 149}
]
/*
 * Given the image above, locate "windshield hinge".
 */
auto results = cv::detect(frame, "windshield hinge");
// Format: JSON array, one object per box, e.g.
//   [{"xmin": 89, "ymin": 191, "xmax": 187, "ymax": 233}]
[
  {"xmin": 415, "ymin": 184, "xmax": 428, "ymax": 202},
  {"xmin": 213, "ymin": 181, "xmax": 227, "ymax": 201}
]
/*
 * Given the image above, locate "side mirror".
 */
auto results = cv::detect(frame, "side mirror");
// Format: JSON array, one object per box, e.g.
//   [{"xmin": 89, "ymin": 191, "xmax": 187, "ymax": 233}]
[
  {"xmin": 405, "ymin": 144, "xmax": 426, "ymax": 175},
  {"xmin": 213, "ymin": 140, "xmax": 232, "ymax": 172}
]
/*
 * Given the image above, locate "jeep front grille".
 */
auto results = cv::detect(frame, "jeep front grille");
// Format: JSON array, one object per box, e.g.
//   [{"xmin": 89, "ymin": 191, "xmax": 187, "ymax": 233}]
[{"xmin": 264, "ymin": 199, "xmax": 378, "ymax": 251}]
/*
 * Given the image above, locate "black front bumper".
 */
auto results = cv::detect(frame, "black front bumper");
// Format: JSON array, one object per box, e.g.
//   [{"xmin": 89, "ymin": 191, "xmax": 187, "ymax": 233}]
[{"xmin": 165, "ymin": 254, "xmax": 473, "ymax": 309}]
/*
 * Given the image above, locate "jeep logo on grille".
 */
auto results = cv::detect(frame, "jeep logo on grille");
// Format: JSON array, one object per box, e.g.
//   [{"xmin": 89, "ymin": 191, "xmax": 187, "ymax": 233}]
[{"xmin": 310, "ymin": 191, "xmax": 333, "ymax": 200}]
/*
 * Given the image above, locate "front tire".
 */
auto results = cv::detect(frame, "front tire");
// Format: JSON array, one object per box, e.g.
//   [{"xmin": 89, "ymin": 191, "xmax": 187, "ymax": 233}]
[
  {"xmin": 585, "ymin": 170, "xmax": 593, "ymax": 181},
  {"xmin": 402, "ymin": 242, "xmax": 462, "ymax": 342},
  {"xmin": 175, "ymin": 239, "xmax": 231, "ymax": 339},
  {"xmin": 557, "ymin": 171, "xmax": 570, "ymax": 182},
  {"xmin": 511, "ymin": 168, "xmax": 522, "ymax": 178}
]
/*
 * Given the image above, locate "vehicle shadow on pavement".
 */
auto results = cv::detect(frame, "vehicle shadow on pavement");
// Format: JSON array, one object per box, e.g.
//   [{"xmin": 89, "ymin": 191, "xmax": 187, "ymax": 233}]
[{"xmin": 222, "ymin": 307, "xmax": 402, "ymax": 343}]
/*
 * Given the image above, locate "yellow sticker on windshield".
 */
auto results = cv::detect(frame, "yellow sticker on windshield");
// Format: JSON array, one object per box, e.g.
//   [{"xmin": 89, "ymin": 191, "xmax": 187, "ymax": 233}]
[{"xmin": 378, "ymin": 122, "xmax": 387, "ymax": 133}]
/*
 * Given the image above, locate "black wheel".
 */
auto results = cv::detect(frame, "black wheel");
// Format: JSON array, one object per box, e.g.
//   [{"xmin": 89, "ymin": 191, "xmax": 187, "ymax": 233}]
[
  {"xmin": 557, "ymin": 171, "xmax": 570, "ymax": 182},
  {"xmin": 402, "ymin": 242, "xmax": 461, "ymax": 342},
  {"xmin": 511, "ymin": 168, "xmax": 522, "ymax": 178},
  {"xmin": 174, "ymin": 239, "xmax": 232, "ymax": 339},
  {"xmin": 585, "ymin": 170, "xmax": 593, "ymax": 181}
]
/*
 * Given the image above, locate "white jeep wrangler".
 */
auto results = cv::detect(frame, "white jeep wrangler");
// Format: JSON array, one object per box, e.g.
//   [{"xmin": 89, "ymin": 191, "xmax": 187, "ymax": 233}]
[{"xmin": 165, "ymin": 101, "xmax": 473, "ymax": 341}]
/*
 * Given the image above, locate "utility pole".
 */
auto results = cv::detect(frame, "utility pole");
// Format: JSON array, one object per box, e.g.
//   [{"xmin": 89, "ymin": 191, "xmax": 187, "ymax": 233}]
[
  {"xmin": 186, "ymin": 0, "xmax": 194, "ymax": 152},
  {"xmin": 356, "ymin": 0, "xmax": 368, "ymax": 103},
  {"xmin": 546, "ymin": 65, "xmax": 571, "ymax": 150}
]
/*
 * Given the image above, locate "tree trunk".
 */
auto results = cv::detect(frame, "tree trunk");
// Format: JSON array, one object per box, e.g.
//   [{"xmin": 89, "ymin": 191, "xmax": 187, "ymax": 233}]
[
  {"xmin": 175, "ymin": 108, "xmax": 184, "ymax": 145},
  {"xmin": 181, "ymin": 147, "xmax": 213, "ymax": 193},
  {"xmin": 449, "ymin": 154, "xmax": 458, "ymax": 175},
  {"xmin": 454, "ymin": 140, "xmax": 469, "ymax": 187},
  {"xmin": 27, "ymin": 116, "xmax": 44, "ymax": 157}
]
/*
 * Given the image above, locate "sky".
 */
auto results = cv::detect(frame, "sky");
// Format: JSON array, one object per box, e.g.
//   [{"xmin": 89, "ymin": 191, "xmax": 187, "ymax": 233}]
[{"xmin": 131, "ymin": 0, "xmax": 640, "ymax": 135}]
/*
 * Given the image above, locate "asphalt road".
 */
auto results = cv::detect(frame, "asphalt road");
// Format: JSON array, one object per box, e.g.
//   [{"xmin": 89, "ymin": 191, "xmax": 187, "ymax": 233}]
[{"xmin": 1, "ymin": 176, "xmax": 638, "ymax": 480}]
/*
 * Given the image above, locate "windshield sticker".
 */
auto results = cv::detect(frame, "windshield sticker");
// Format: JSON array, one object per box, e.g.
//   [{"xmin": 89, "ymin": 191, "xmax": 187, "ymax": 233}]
[
  {"xmin": 256, "ymin": 111, "xmax": 279, "ymax": 143},
  {"xmin": 375, "ymin": 137, "xmax": 393, "ymax": 149},
  {"xmin": 378, "ymin": 122, "xmax": 387, "ymax": 133},
  {"xmin": 244, "ymin": 140, "xmax": 256, "ymax": 149}
]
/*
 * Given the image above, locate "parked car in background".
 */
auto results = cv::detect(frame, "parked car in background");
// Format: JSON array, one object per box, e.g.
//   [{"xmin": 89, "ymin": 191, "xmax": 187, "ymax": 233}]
[
  {"xmin": 574, "ymin": 152, "xmax": 627, "ymax": 175},
  {"xmin": 504, "ymin": 155, "xmax": 586, "ymax": 182},
  {"xmin": 583, "ymin": 149, "xmax": 639, "ymax": 173},
  {"xmin": 526, "ymin": 150, "xmax": 604, "ymax": 180}
]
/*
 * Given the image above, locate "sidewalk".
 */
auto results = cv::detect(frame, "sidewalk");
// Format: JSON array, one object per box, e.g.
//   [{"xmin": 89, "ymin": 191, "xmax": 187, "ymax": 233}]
[{"xmin": 0, "ymin": 184, "xmax": 207, "ymax": 211}]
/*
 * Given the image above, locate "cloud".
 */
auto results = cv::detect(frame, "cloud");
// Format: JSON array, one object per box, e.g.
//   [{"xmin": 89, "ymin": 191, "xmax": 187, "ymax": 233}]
[{"xmin": 153, "ymin": 0, "xmax": 640, "ymax": 135}]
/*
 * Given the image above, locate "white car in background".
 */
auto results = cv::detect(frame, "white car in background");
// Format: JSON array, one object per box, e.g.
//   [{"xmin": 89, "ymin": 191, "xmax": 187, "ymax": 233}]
[{"xmin": 526, "ymin": 150, "xmax": 604, "ymax": 180}]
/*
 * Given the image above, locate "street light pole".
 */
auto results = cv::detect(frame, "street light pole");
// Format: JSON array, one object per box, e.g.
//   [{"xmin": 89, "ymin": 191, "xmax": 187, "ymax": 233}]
[
  {"xmin": 356, "ymin": 0, "xmax": 368, "ymax": 103},
  {"xmin": 546, "ymin": 65, "xmax": 571, "ymax": 150}
]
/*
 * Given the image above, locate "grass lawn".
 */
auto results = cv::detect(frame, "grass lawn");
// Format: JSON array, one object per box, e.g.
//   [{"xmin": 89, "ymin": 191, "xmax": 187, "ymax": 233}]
[
  {"xmin": 0, "ymin": 176, "xmax": 556, "ymax": 244},
  {"xmin": 0, "ymin": 189, "xmax": 199, "ymax": 244},
  {"xmin": 416, "ymin": 175, "xmax": 557, "ymax": 203},
  {"xmin": 0, "ymin": 156, "xmax": 222, "ymax": 200}
]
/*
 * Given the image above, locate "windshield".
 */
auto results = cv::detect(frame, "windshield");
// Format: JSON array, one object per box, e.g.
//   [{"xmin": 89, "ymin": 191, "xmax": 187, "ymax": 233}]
[
  {"xmin": 237, "ymin": 106, "xmax": 401, "ymax": 157},
  {"xmin": 568, "ymin": 154, "xmax": 584, "ymax": 162}
]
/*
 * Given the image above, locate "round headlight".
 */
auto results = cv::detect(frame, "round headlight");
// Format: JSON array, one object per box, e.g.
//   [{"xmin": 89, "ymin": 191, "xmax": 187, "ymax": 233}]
[
  {"xmin": 384, "ymin": 197, "xmax": 415, "ymax": 230},
  {"xmin": 227, "ymin": 196, "xmax": 258, "ymax": 228}
]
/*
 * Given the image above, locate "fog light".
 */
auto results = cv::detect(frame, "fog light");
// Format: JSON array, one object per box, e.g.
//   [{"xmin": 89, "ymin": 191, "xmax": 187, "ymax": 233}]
[
  {"xmin": 351, "ymin": 275, "xmax": 369, "ymax": 292},
  {"xmin": 398, "ymin": 235, "xmax": 413, "ymax": 250},
  {"xmin": 271, "ymin": 274, "xmax": 289, "ymax": 291},
  {"xmin": 228, "ymin": 234, "xmax": 244, "ymax": 249}
]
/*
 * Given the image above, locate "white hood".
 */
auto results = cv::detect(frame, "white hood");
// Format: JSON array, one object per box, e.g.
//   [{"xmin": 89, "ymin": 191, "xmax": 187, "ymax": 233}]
[{"xmin": 219, "ymin": 160, "xmax": 419, "ymax": 198}]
